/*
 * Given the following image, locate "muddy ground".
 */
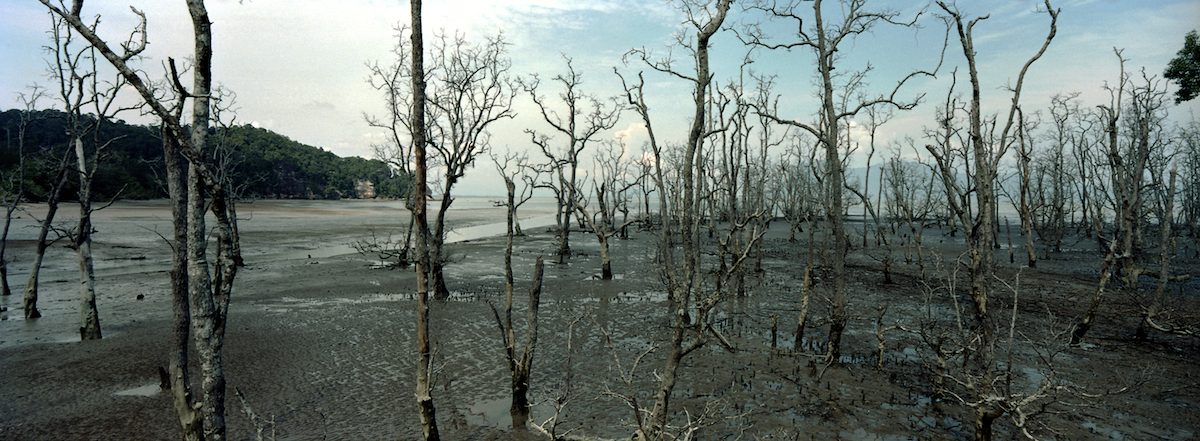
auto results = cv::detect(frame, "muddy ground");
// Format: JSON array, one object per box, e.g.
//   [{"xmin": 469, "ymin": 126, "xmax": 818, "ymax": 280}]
[{"xmin": 0, "ymin": 199, "xmax": 1197, "ymax": 440}]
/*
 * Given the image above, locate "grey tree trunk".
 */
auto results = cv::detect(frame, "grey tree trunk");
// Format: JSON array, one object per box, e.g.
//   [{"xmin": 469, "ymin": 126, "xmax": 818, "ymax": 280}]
[
  {"xmin": 164, "ymin": 126, "xmax": 202, "ymax": 441},
  {"xmin": 643, "ymin": 3, "xmax": 730, "ymax": 438},
  {"xmin": 410, "ymin": 0, "xmax": 440, "ymax": 438},
  {"xmin": 23, "ymin": 152, "xmax": 69, "ymax": 319},
  {"xmin": 37, "ymin": 2, "xmax": 235, "ymax": 438},
  {"xmin": 935, "ymin": 2, "xmax": 1058, "ymax": 439},
  {"xmin": 73, "ymin": 137, "xmax": 101, "ymax": 340}
]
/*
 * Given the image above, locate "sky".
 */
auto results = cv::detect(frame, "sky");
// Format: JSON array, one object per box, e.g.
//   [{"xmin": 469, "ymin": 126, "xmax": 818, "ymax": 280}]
[{"xmin": 2, "ymin": 0, "xmax": 1198, "ymax": 197}]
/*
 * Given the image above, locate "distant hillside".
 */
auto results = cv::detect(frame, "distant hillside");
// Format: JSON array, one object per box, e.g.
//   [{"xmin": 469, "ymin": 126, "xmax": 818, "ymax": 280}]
[{"xmin": 0, "ymin": 109, "xmax": 409, "ymax": 201}]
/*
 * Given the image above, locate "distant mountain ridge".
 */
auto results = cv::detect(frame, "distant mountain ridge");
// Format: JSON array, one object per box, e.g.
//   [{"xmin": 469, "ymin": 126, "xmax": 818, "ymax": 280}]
[{"xmin": 0, "ymin": 108, "xmax": 410, "ymax": 201}]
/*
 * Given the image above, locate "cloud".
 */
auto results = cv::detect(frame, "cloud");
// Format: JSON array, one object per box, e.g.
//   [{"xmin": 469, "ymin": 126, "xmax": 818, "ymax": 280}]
[{"xmin": 303, "ymin": 100, "xmax": 338, "ymax": 112}]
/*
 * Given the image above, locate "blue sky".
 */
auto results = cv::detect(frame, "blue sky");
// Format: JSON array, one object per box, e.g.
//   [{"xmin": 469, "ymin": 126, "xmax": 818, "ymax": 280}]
[{"xmin": 3, "ymin": 0, "xmax": 1198, "ymax": 196}]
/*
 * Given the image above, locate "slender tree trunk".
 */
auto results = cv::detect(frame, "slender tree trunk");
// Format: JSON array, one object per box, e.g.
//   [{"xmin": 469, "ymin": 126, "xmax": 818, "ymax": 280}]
[
  {"xmin": 817, "ymin": 0, "xmax": 847, "ymax": 364},
  {"xmin": 795, "ymin": 265, "xmax": 811, "ymax": 351},
  {"xmin": 23, "ymin": 158, "xmax": 69, "ymax": 319},
  {"xmin": 180, "ymin": 2, "xmax": 229, "ymax": 439},
  {"xmin": 164, "ymin": 126, "xmax": 202, "ymax": 441},
  {"xmin": 1, "ymin": 195, "xmax": 17, "ymax": 298},
  {"xmin": 511, "ymin": 258, "xmax": 543, "ymax": 427},
  {"xmin": 411, "ymin": 0, "xmax": 440, "ymax": 438},
  {"xmin": 74, "ymin": 137, "xmax": 101, "ymax": 340},
  {"xmin": 1137, "ymin": 168, "xmax": 1175, "ymax": 340},
  {"xmin": 559, "ymin": 168, "xmax": 575, "ymax": 262},
  {"xmin": 599, "ymin": 236, "xmax": 612, "ymax": 280},
  {"xmin": 430, "ymin": 188, "xmax": 453, "ymax": 300},
  {"xmin": 226, "ymin": 196, "xmax": 243, "ymax": 267}
]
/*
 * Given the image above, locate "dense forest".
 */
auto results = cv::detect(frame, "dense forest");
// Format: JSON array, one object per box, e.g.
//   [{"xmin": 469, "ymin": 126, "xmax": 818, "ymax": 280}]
[{"xmin": 0, "ymin": 108, "xmax": 410, "ymax": 201}]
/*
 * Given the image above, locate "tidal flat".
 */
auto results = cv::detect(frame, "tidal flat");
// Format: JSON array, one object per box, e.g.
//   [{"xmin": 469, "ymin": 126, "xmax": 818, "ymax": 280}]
[{"xmin": 0, "ymin": 199, "xmax": 1197, "ymax": 440}]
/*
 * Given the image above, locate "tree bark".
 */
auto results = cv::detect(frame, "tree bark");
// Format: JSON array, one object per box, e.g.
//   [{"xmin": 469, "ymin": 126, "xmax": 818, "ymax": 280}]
[
  {"xmin": 510, "ymin": 257, "xmax": 543, "ymax": 428},
  {"xmin": 74, "ymin": 136, "xmax": 101, "ymax": 340},
  {"xmin": 411, "ymin": 0, "xmax": 440, "ymax": 438},
  {"xmin": 164, "ymin": 126, "xmax": 202, "ymax": 441},
  {"xmin": 643, "ymin": 3, "xmax": 731, "ymax": 438},
  {"xmin": 22, "ymin": 150, "xmax": 70, "ymax": 319}
]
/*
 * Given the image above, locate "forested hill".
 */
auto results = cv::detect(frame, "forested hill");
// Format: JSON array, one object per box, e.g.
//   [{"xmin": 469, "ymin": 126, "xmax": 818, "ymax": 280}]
[{"xmin": 0, "ymin": 109, "xmax": 410, "ymax": 201}]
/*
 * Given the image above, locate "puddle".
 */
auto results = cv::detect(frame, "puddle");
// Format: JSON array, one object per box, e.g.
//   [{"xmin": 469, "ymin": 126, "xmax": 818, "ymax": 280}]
[
  {"xmin": 114, "ymin": 383, "xmax": 161, "ymax": 397},
  {"xmin": 466, "ymin": 396, "xmax": 511, "ymax": 427}
]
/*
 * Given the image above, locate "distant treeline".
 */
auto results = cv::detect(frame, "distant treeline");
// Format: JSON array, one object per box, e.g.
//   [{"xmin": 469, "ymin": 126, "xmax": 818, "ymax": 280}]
[{"xmin": 1, "ymin": 108, "xmax": 410, "ymax": 201}]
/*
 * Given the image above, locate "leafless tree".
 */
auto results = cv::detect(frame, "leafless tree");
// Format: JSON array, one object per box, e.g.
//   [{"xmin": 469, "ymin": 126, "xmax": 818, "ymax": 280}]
[
  {"xmin": 927, "ymin": 2, "xmax": 1059, "ymax": 437},
  {"xmin": 846, "ymin": 106, "xmax": 898, "ymax": 282},
  {"xmin": 1007, "ymin": 107, "xmax": 1042, "ymax": 268},
  {"xmin": 775, "ymin": 134, "xmax": 821, "ymax": 242},
  {"xmin": 489, "ymin": 148, "xmax": 545, "ymax": 429},
  {"xmin": 745, "ymin": 0, "xmax": 934, "ymax": 364},
  {"xmin": 45, "ymin": 14, "xmax": 141, "ymax": 340},
  {"xmin": 1, "ymin": 88, "xmax": 44, "ymax": 299},
  {"xmin": 21, "ymin": 18, "xmax": 82, "ymax": 319},
  {"xmin": 572, "ymin": 141, "xmax": 643, "ymax": 280},
  {"xmin": 365, "ymin": 24, "xmax": 420, "ymax": 266},
  {"xmin": 425, "ymin": 31, "xmax": 517, "ymax": 300},
  {"xmin": 38, "ymin": 1, "xmax": 242, "ymax": 439},
  {"xmin": 1072, "ymin": 57, "xmax": 1184, "ymax": 344},
  {"xmin": 491, "ymin": 149, "xmax": 539, "ymax": 237},
  {"xmin": 407, "ymin": 1, "xmax": 440, "ymax": 439},
  {"xmin": 619, "ymin": 1, "xmax": 764, "ymax": 438},
  {"xmin": 1180, "ymin": 121, "xmax": 1200, "ymax": 240},
  {"xmin": 1032, "ymin": 93, "xmax": 1082, "ymax": 258},
  {"xmin": 524, "ymin": 58, "xmax": 621, "ymax": 264}
]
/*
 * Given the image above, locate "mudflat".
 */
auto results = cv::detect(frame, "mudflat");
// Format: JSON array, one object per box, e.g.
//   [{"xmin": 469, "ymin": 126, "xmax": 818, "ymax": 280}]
[{"xmin": 0, "ymin": 199, "xmax": 1197, "ymax": 440}]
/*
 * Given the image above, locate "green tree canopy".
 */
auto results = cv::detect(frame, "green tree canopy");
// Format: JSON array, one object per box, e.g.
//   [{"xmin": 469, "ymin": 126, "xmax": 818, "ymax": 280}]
[
  {"xmin": 1, "ymin": 109, "xmax": 410, "ymax": 201},
  {"xmin": 1165, "ymin": 30, "xmax": 1200, "ymax": 104}
]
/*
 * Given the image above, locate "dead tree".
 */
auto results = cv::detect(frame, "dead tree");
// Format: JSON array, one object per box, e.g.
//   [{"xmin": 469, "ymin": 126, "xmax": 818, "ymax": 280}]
[
  {"xmin": 489, "ymin": 148, "xmax": 545, "ymax": 429},
  {"xmin": 619, "ymin": 1, "xmax": 757, "ymax": 438},
  {"xmin": 524, "ymin": 58, "xmax": 621, "ymax": 264},
  {"xmin": 39, "ymin": 1, "xmax": 242, "ymax": 439},
  {"xmin": 46, "ymin": 15, "xmax": 140, "ymax": 339},
  {"xmin": 490, "ymin": 150, "xmax": 539, "ymax": 237},
  {"xmin": 1, "ymin": 88, "xmax": 44, "ymax": 299},
  {"xmin": 425, "ymin": 31, "xmax": 516, "ymax": 300},
  {"xmin": 1073, "ymin": 55, "xmax": 1178, "ymax": 344},
  {"xmin": 929, "ymin": 2, "xmax": 1059, "ymax": 438},
  {"xmin": 408, "ymin": 1, "xmax": 440, "ymax": 439},
  {"xmin": 846, "ymin": 106, "xmax": 897, "ymax": 282},
  {"xmin": 1033, "ymin": 93, "xmax": 1081, "ymax": 257},
  {"xmin": 489, "ymin": 245, "xmax": 543, "ymax": 429},
  {"xmin": 1009, "ymin": 107, "xmax": 1042, "ymax": 268},
  {"xmin": 746, "ymin": 0, "xmax": 933, "ymax": 364},
  {"xmin": 572, "ymin": 142, "xmax": 642, "ymax": 280},
  {"xmin": 365, "ymin": 25, "xmax": 420, "ymax": 265},
  {"xmin": 22, "ymin": 31, "xmax": 78, "ymax": 319}
]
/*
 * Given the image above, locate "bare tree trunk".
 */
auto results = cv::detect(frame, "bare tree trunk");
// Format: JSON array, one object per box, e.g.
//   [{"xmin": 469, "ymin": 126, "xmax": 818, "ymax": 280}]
[
  {"xmin": 643, "ymin": 4, "xmax": 730, "ymax": 437},
  {"xmin": 410, "ymin": 1, "xmax": 439, "ymax": 438},
  {"xmin": 1016, "ymin": 109, "xmax": 1039, "ymax": 268},
  {"xmin": 164, "ymin": 126, "xmax": 202, "ymax": 441},
  {"xmin": 0, "ymin": 110, "xmax": 25, "ymax": 298},
  {"xmin": 795, "ymin": 265, "xmax": 811, "ymax": 351},
  {"xmin": 73, "ymin": 136, "xmax": 101, "ymax": 340},
  {"xmin": 0, "ymin": 205, "xmax": 13, "ymax": 297},
  {"xmin": 23, "ymin": 155, "xmax": 69, "ymax": 319},
  {"xmin": 431, "ymin": 195, "xmax": 452, "ymax": 301},
  {"xmin": 1137, "ymin": 168, "xmax": 1175, "ymax": 340},
  {"xmin": 38, "ymin": 2, "xmax": 236, "ymax": 438},
  {"xmin": 226, "ymin": 196, "xmax": 243, "ymax": 267},
  {"xmin": 510, "ymin": 258, "xmax": 543, "ymax": 427}
]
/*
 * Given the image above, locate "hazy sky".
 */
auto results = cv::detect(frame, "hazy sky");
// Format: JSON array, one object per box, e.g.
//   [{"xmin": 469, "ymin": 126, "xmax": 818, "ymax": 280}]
[{"xmin": 3, "ymin": 0, "xmax": 1198, "ymax": 196}]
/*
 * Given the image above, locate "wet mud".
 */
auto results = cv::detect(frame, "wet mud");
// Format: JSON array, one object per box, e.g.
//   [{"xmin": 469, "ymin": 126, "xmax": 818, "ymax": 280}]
[{"xmin": 0, "ymin": 200, "xmax": 1197, "ymax": 440}]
